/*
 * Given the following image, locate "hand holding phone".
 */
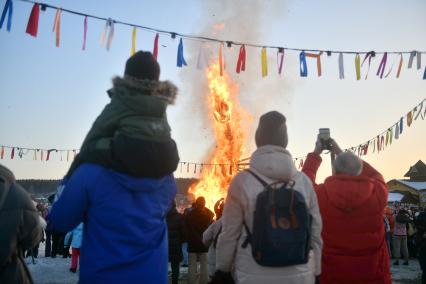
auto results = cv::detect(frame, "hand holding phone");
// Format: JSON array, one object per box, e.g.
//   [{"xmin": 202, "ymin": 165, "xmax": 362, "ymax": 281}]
[{"xmin": 318, "ymin": 128, "xmax": 331, "ymax": 151}]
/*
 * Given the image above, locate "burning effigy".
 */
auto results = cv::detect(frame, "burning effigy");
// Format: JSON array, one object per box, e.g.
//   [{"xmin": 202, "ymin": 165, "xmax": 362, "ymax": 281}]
[{"xmin": 188, "ymin": 62, "xmax": 249, "ymax": 211}]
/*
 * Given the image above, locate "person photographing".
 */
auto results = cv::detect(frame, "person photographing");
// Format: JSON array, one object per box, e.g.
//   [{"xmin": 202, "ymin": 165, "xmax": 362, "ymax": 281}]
[{"xmin": 302, "ymin": 135, "xmax": 391, "ymax": 284}]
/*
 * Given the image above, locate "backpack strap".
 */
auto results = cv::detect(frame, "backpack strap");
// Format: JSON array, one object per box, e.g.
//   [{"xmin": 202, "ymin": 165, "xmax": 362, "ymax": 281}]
[
  {"xmin": 245, "ymin": 169, "xmax": 268, "ymax": 187},
  {"xmin": 241, "ymin": 170, "xmax": 268, "ymax": 249},
  {"xmin": 241, "ymin": 221, "xmax": 252, "ymax": 248}
]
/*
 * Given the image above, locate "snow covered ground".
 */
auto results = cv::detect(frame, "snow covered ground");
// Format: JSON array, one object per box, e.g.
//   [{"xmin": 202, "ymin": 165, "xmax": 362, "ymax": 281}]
[{"xmin": 28, "ymin": 243, "xmax": 421, "ymax": 284}]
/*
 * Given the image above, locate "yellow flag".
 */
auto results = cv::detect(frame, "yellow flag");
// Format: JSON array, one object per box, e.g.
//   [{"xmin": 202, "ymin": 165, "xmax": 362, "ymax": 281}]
[
  {"xmin": 355, "ymin": 54, "xmax": 361, "ymax": 80},
  {"xmin": 261, "ymin": 47, "xmax": 268, "ymax": 77},
  {"xmin": 131, "ymin": 27, "xmax": 137, "ymax": 55}
]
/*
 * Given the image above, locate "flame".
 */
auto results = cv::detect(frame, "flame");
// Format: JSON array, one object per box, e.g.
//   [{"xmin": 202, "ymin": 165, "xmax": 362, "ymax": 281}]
[{"xmin": 188, "ymin": 62, "xmax": 249, "ymax": 211}]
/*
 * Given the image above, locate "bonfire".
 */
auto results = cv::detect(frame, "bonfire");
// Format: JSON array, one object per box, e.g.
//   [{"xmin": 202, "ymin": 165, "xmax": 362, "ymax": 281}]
[{"xmin": 188, "ymin": 62, "xmax": 249, "ymax": 211}]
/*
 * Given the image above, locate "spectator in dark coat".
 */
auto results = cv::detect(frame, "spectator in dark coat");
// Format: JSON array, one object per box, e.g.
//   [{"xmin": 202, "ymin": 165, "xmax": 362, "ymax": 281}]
[
  {"xmin": 167, "ymin": 202, "xmax": 184, "ymax": 284},
  {"xmin": 185, "ymin": 196, "xmax": 214, "ymax": 284},
  {"xmin": 0, "ymin": 164, "xmax": 43, "ymax": 284},
  {"xmin": 44, "ymin": 194, "xmax": 55, "ymax": 257}
]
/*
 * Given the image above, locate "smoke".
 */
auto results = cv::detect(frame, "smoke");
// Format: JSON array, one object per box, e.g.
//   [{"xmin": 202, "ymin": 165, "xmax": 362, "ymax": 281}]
[{"xmin": 178, "ymin": 0, "xmax": 294, "ymax": 156}]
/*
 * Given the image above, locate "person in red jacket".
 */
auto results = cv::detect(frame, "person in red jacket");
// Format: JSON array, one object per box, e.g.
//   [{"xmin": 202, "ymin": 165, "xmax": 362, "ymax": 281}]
[{"xmin": 302, "ymin": 138, "xmax": 391, "ymax": 284}]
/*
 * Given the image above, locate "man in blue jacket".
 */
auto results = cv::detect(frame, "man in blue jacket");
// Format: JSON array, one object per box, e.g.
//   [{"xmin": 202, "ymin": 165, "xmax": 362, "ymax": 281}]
[
  {"xmin": 49, "ymin": 164, "xmax": 176, "ymax": 284},
  {"xmin": 49, "ymin": 52, "xmax": 178, "ymax": 284}
]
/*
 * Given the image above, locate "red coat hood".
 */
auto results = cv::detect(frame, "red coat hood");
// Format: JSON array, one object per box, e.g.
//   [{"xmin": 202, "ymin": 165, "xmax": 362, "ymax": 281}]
[{"xmin": 323, "ymin": 174, "xmax": 376, "ymax": 212}]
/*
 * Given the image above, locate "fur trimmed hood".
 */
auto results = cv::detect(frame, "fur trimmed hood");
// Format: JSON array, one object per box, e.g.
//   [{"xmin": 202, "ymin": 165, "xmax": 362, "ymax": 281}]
[{"xmin": 109, "ymin": 76, "xmax": 178, "ymax": 104}]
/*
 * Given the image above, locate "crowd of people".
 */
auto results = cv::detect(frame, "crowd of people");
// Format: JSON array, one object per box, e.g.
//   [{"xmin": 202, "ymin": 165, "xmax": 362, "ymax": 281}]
[{"xmin": 1, "ymin": 51, "xmax": 426, "ymax": 284}]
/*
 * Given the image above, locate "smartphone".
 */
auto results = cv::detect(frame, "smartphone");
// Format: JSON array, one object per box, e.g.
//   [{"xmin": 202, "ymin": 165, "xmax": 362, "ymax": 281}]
[{"xmin": 318, "ymin": 128, "xmax": 331, "ymax": 150}]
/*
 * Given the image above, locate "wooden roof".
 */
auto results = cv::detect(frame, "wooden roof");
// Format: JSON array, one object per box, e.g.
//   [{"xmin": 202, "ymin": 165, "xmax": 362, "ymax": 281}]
[{"xmin": 404, "ymin": 160, "xmax": 426, "ymax": 180}]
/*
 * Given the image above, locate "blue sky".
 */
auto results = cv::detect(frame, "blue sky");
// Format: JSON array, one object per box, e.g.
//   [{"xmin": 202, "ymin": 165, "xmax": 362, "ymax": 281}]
[{"xmin": 0, "ymin": 0, "xmax": 425, "ymax": 182}]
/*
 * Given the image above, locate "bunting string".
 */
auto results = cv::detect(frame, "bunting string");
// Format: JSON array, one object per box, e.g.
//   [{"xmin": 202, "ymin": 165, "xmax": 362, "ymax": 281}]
[
  {"xmin": 9, "ymin": 0, "xmax": 424, "ymax": 55},
  {"xmin": 1, "ymin": 98, "xmax": 425, "ymax": 171},
  {"xmin": 1, "ymin": 0, "xmax": 425, "ymax": 79}
]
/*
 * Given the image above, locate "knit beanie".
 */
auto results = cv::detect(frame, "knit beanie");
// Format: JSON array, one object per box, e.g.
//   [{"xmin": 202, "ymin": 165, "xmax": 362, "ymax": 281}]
[
  {"xmin": 124, "ymin": 51, "xmax": 160, "ymax": 81},
  {"xmin": 255, "ymin": 111, "xmax": 288, "ymax": 148}
]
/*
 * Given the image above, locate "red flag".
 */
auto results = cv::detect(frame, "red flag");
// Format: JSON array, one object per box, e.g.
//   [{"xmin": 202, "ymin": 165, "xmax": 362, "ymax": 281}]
[
  {"xmin": 236, "ymin": 45, "xmax": 246, "ymax": 73},
  {"xmin": 153, "ymin": 33, "xmax": 159, "ymax": 59},
  {"xmin": 26, "ymin": 3, "xmax": 40, "ymax": 37},
  {"xmin": 11, "ymin": 147, "xmax": 15, "ymax": 159}
]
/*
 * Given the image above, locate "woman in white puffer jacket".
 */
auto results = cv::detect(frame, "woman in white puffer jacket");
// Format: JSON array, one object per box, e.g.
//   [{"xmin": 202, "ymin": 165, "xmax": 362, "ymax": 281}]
[{"xmin": 215, "ymin": 111, "xmax": 323, "ymax": 284}]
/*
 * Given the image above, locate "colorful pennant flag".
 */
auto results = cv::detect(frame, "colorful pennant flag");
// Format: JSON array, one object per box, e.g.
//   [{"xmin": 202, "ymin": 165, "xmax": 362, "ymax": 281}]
[
  {"xmin": 26, "ymin": 3, "xmax": 40, "ymax": 37},
  {"xmin": 82, "ymin": 16, "xmax": 87, "ymax": 50},
  {"xmin": 0, "ymin": 0, "xmax": 13, "ymax": 32},
  {"xmin": 52, "ymin": 8, "xmax": 61, "ymax": 47},
  {"xmin": 300, "ymin": 51, "xmax": 307, "ymax": 77},
  {"xmin": 153, "ymin": 33, "xmax": 159, "ymax": 59},
  {"xmin": 177, "ymin": 38, "xmax": 187, "ymax": 67},
  {"xmin": 408, "ymin": 51, "xmax": 421, "ymax": 70},
  {"xmin": 355, "ymin": 54, "xmax": 361, "ymax": 80},
  {"xmin": 236, "ymin": 45, "xmax": 246, "ymax": 73},
  {"xmin": 385, "ymin": 53, "xmax": 403, "ymax": 78},
  {"xmin": 131, "ymin": 27, "xmax": 136, "ymax": 55},
  {"xmin": 407, "ymin": 111, "xmax": 413, "ymax": 127},
  {"xmin": 415, "ymin": 103, "xmax": 423, "ymax": 120},
  {"xmin": 361, "ymin": 51, "xmax": 375, "ymax": 80},
  {"xmin": 395, "ymin": 123, "xmax": 399, "ymax": 139},
  {"xmin": 305, "ymin": 52, "xmax": 323, "ymax": 77},
  {"xmin": 338, "ymin": 53, "xmax": 344, "ymax": 79},
  {"xmin": 106, "ymin": 19, "xmax": 114, "ymax": 51},
  {"xmin": 100, "ymin": 18, "xmax": 114, "ymax": 51},
  {"xmin": 219, "ymin": 42, "xmax": 224, "ymax": 76},
  {"xmin": 396, "ymin": 54, "xmax": 404, "ymax": 78},
  {"xmin": 261, "ymin": 47, "xmax": 268, "ymax": 77},
  {"xmin": 376, "ymin": 52, "xmax": 387, "ymax": 79},
  {"xmin": 277, "ymin": 48, "xmax": 284, "ymax": 75}
]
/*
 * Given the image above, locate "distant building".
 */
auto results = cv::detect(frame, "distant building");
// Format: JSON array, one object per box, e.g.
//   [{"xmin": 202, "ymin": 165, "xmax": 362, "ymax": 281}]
[{"xmin": 387, "ymin": 160, "xmax": 426, "ymax": 205}]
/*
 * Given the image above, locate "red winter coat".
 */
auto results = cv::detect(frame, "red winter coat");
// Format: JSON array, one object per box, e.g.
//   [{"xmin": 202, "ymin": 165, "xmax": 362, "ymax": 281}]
[{"xmin": 302, "ymin": 153, "xmax": 391, "ymax": 284}]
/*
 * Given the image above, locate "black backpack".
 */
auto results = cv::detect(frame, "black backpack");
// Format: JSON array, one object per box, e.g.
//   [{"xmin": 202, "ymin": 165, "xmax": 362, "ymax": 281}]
[{"xmin": 242, "ymin": 170, "xmax": 312, "ymax": 267}]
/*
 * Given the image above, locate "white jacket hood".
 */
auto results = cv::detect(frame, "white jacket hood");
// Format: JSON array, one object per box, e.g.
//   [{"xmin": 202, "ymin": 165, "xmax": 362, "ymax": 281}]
[{"xmin": 250, "ymin": 145, "xmax": 297, "ymax": 181}]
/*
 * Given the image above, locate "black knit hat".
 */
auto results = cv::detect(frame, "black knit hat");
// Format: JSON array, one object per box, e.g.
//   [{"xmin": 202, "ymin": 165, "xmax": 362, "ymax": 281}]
[
  {"xmin": 124, "ymin": 51, "xmax": 160, "ymax": 81},
  {"xmin": 255, "ymin": 111, "xmax": 288, "ymax": 148}
]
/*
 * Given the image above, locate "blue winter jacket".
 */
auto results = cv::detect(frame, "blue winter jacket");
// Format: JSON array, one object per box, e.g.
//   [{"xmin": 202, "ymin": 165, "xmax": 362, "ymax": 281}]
[
  {"xmin": 49, "ymin": 163, "xmax": 177, "ymax": 284},
  {"xmin": 64, "ymin": 223, "xmax": 84, "ymax": 249}
]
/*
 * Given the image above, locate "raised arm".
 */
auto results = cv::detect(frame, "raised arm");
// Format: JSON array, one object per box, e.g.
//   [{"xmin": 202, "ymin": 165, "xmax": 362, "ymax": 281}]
[
  {"xmin": 302, "ymin": 153, "xmax": 322, "ymax": 186},
  {"xmin": 302, "ymin": 138, "xmax": 324, "ymax": 186}
]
